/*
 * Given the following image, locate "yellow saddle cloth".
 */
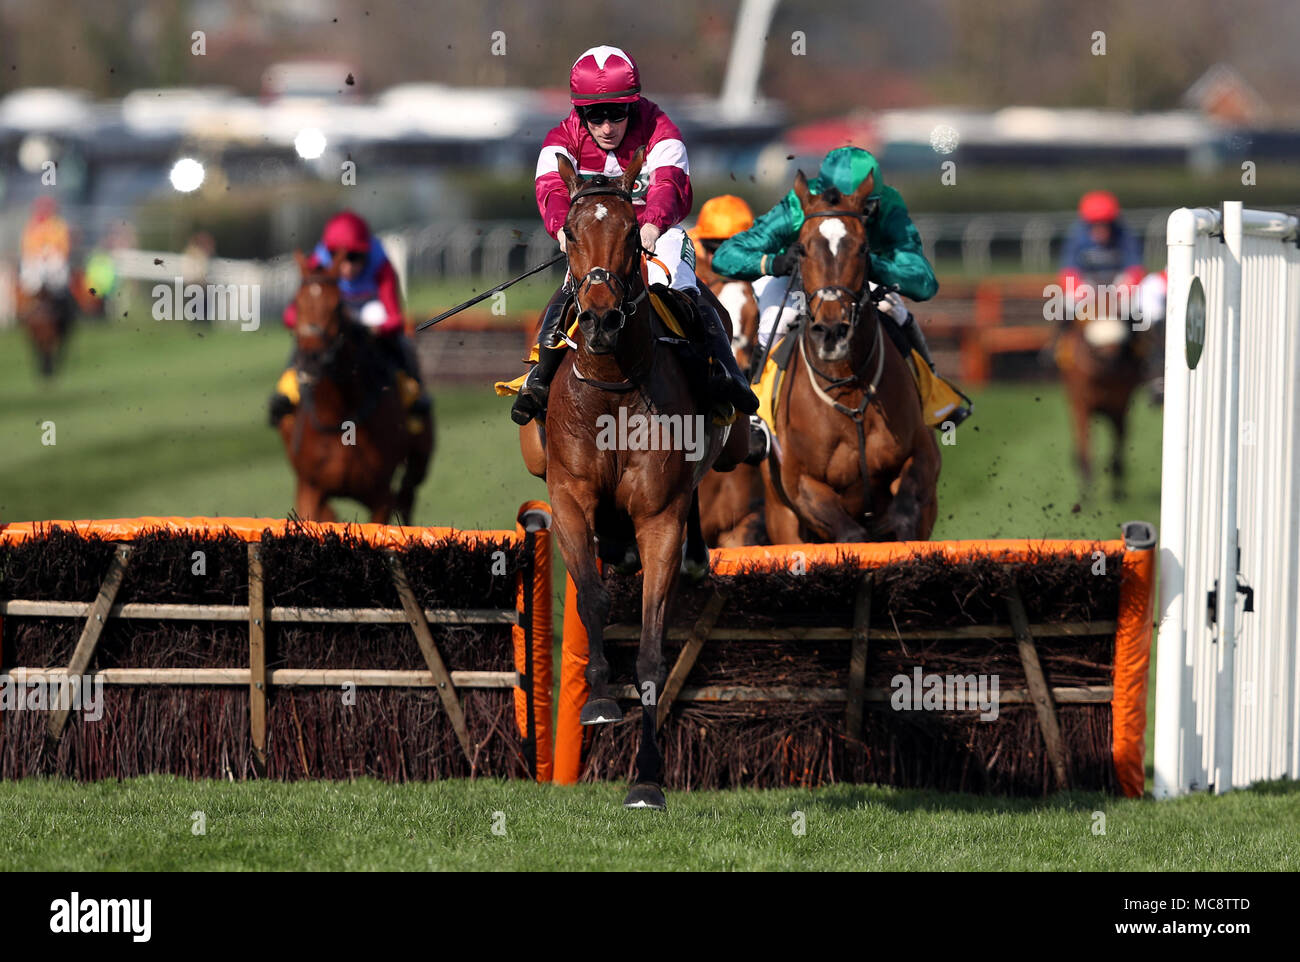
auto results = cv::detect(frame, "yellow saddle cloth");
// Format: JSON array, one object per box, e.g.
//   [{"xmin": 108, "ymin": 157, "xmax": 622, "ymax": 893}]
[
  {"xmin": 751, "ymin": 338, "xmax": 967, "ymax": 431},
  {"xmin": 493, "ymin": 290, "xmax": 691, "ymax": 397},
  {"xmin": 275, "ymin": 368, "xmax": 426, "ymax": 435}
]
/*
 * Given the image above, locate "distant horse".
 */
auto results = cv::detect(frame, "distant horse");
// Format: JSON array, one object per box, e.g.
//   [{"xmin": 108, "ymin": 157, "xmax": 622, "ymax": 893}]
[
  {"xmin": 1056, "ymin": 274, "xmax": 1147, "ymax": 500},
  {"xmin": 694, "ymin": 240, "xmax": 766, "ymax": 546},
  {"xmin": 278, "ymin": 253, "xmax": 434, "ymax": 523},
  {"xmin": 20, "ymin": 288, "xmax": 72, "ymax": 378},
  {"xmin": 763, "ymin": 170, "xmax": 940, "ymax": 543},
  {"xmin": 519, "ymin": 148, "xmax": 748, "ymax": 809}
]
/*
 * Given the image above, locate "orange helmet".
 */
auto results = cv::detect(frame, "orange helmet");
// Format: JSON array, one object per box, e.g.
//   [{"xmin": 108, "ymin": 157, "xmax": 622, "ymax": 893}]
[
  {"xmin": 1079, "ymin": 190, "xmax": 1121, "ymax": 224},
  {"xmin": 693, "ymin": 195, "xmax": 754, "ymax": 242}
]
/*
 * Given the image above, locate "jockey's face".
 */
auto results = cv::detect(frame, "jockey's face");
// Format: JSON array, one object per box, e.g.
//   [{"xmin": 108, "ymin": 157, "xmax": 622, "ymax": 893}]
[
  {"xmin": 1089, "ymin": 222, "xmax": 1114, "ymax": 246},
  {"xmin": 331, "ymin": 248, "xmax": 367, "ymax": 281},
  {"xmin": 583, "ymin": 106, "xmax": 629, "ymax": 150}
]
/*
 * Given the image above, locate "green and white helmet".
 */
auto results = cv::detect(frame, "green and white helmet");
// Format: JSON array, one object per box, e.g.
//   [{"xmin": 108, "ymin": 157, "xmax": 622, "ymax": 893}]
[{"xmin": 811, "ymin": 146, "xmax": 882, "ymax": 197}]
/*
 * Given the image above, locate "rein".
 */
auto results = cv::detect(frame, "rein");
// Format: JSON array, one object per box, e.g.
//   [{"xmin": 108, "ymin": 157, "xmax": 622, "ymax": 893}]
[
  {"xmin": 565, "ymin": 182, "xmax": 660, "ymax": 394},
  {"xmin": 795, "ymin": 204, "xmax": 890, "ymax": 488},
  {"xmin": 292, "ymin": 297, "xmax": 389, "ymax": 442}
]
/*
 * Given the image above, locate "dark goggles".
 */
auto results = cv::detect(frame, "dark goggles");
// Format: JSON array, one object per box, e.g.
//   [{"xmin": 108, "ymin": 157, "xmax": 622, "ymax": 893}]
[
  {"xmin": 329, "ymin": 248, "xmax": 367, "ymax": 264},
  {"xmin": 582, "ymin": 104, "xmax": 630, "ymax": 125}
]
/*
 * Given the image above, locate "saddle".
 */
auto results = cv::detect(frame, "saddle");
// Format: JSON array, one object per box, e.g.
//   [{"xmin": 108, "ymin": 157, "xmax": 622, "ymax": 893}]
[
  {"xmin": 495, "ymin": 285, "xmax": 733, "ymax": 423},
  {"xmin": 275, "ymin": 345, "xmax": 425, "ymax": 435}
]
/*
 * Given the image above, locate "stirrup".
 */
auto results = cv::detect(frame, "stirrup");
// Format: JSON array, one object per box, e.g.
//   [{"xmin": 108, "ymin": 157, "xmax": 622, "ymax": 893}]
[
  {"xmin": 268, "ymin": 394, "xmax": 295, "ymax": 427},
  {"xmin": 743, "ymin": 415, "xmax": 771, "ymax": 465}
]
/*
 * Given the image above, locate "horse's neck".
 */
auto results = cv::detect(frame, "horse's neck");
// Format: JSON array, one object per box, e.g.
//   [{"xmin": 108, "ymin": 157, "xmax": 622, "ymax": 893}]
[{"xmin": 308, "ymin": 336, "xmax": 370, "ymax": 409}]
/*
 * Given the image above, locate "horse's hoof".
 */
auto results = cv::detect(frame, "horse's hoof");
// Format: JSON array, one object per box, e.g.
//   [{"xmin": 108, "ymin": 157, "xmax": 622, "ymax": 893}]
[
  {"xmin": 680, "ymin": 556, "xmax": 710, "ymax": 582},
  {"xmin": 580, "ymin": 698, "xmax": 623, "ymax": 726},
  {"xmin": 623, "ymin": 783, "xmax": 666, "ymax": 810}
]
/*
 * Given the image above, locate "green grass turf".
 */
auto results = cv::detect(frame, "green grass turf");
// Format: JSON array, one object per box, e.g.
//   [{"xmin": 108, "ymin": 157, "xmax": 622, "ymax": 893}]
[
  {"xmin": 0, "ymin": 776, "xmax": 1294, "ymax": 871},
  {"xmin": 0, "ymin": 319, "xmax": 1159, "ymax": 538}
]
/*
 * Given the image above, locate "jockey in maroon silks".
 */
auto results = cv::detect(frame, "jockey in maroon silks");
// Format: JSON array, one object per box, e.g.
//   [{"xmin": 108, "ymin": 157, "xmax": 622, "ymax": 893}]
[
  {"xmin": 270, "ymin": 211, "xmax": 430, "ymax": 426},
  {"xmin": 510, "ymin": 44, "xmax": 759, "ymax": 425}
]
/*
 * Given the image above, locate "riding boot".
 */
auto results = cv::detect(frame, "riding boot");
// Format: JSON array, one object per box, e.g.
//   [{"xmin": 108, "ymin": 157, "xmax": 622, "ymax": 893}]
[
  {"xmin": 898, "ymin": 309, "xmax": 974, "ymax": 428},
  {"xmin": 394, "ymin": 333, "xmax": 432, "ymax": 417},
  {"xmin": 897, "ymin": 310, "xmax": 937, "ymax": 372},
  {"xmin": 692, "ymin": 289, "xmax": 760, "ymax": 416},
  {"xmin": 269, "ymin": 346, "xmax": 299, "ymax": 427},
  {"xmin": 511, "ymin": 289, "xmax": 570, "ymax": 425}
]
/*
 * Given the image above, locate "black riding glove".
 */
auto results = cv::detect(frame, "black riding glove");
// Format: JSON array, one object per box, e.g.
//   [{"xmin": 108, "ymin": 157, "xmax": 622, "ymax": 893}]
[{"xmin": 770, "ymin": 245, "xmax": 802, "ymax": 277}]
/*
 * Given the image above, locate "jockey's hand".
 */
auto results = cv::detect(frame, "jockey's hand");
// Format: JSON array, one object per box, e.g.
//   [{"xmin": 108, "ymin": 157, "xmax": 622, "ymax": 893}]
[
  {"xmin": 770, "ymin": 245, "xmax": 802, "ymax": 277},
  {"xmin": 639, "ymin": 223, "xmax": 661, "ymax": 254},
  {"xmin": 556, "ymin": 230, "xmax": 567, "ymax": 254}
]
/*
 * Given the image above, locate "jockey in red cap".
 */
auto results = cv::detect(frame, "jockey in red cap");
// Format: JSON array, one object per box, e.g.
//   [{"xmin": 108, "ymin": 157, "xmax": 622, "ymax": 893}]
[
  {"xmin": 270, "ymin": 210, "xmax": 430, "ymax": 427},
  {"xmin": 1044, "ymin": 190, "xmax": 1149, "ymax": 361},
  {"xmin": 510, "ymin": 44, "xmax": 759, "ymax": 426}
]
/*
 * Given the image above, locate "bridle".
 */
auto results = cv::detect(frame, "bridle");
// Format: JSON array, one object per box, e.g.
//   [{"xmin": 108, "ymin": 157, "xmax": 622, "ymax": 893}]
[
  {"xmin": 291, "ymin": 280, "xmax": 385, "ymax": 443},
  {"xmin": 795, "ymin": 204, "xmax": 891, "ymax": 487},
  {"xmin": 564, "ymin": 183, "xmax": 653, "ymax": 391}
]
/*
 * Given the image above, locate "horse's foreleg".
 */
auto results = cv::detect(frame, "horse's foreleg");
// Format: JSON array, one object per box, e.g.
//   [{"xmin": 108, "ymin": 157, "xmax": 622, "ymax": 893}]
[
  {"xmin": 396, "ymin": 420, "xmax": 434, "ymax": 523},
  {"xmin": 295, "ymin": 480, "xmax": 325, "ymax": 522},
  {"xmin": 878, "ymin": 431, "xmax": 941, "ymax": 541},
  {"xmin": 1070, "ymin": 390, "xmax": 1093, "ymax": 493},
  {"xmin": 1109, "ymin": 409, "xmax": 1128, "ymax": 502},
  {"xmin": 763, "ymin": 465, "xmax": 802, "ymax": 544},
  {"xmin": 791, "ymin": 474, "xmax": 869, "ymax": 543},
  {"xmin": 625, "ymin": 505, "xmax": 688, "ymax": 810},
  {"xmin": 551, "ymin": 488, "xmax": 621, "ymax": 725}
]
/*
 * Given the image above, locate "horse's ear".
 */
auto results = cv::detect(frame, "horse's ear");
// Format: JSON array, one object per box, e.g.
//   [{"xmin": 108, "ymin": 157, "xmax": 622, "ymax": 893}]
[
  {"xmin": 793, "ymin": 170, "xmax": 813, "ymax": 209},
  {"xmin": 619, "ymin": 146, "xmax": 646, "ymax": 195},
  {"xmin": 556, "ymin": 153, "xmax": 583, "ymax": 197},
  {"xmin": 849, "ymin": 171, "xmax": 876, "ymax": 211},
  {"xmin": 294, "ymin": 250, "xmax": 311, "ymax": 276}
]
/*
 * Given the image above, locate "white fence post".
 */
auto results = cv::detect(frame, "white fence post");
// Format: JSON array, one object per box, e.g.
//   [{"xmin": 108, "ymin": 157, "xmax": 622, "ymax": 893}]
[{"xmin": 1155, "ymin": 203, "xmax": 1300, "ymax": 798}]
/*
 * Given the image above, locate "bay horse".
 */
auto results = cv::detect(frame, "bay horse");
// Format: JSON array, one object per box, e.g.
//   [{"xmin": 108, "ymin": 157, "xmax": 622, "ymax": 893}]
[
  {"xmin": 694, "ymin": 239, "xmax": 766, "ymax": 546},
  {"xmin": 20, "ymin": 288, "xmax": 71, "ymax": 379},
  {"xmin": 763, "ymin": 171, "xmax": 940, "ymax": 544},
  {"xmin": 278, "ymin": 253, "xmax": 434, "ymax": 523},
  {"xmin": 1056, "ymin": 275, "xmax": 1147, "ymax": 500},
  {"xmin": 519, "ymin": 148, "xmax": 748, "ymax": 809}
]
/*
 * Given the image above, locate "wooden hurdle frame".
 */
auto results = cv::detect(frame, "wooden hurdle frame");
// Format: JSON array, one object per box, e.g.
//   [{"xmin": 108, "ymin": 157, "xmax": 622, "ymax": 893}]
[
  {"xmin": 554, "ymin": 524, "xmax": 1157, "ymax": 796},
  {"xmin": 0, "ymin": 501, "xmax": 555, "ymax": 781}
]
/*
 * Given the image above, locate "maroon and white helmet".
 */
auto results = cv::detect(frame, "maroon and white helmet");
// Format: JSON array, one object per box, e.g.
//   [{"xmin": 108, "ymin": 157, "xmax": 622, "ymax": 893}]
[{"xmin": 569, "ymin": 45, "xmax": 641, "ymax": 106}]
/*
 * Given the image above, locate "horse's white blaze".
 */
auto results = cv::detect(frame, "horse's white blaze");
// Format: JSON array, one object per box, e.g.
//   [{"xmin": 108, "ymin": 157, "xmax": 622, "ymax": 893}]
[
  {"xmin": 594, "ymin": 204, "xmax": 608, "ymax": 221},
  {"xmin": 818, "ymin": 217, "xmax": 848, "ymax": 256},
  {"xmin": 309, "ymin": 283, "xmax": 322, "ymax": 296}
]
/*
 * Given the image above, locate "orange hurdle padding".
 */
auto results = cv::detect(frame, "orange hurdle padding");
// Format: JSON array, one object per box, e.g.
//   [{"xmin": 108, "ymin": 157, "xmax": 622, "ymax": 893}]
[
  {"xmin": 514, "ymin": 502, "xmax": 554, "ymax": 782},
  {"xmin": 553, "ymin": 572, "xmax": 590, "ymax": 785},
  {"xmin": 0, "ymin": 516, "xmax": 517, "ymax": 547},
  {"xmin": 552, "ymin": 533, "xmax": 1157, "ymax": 789},
  {"xmin": 1112, "ymin": 524, "xmax": 1158, "ymax": 798}
]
